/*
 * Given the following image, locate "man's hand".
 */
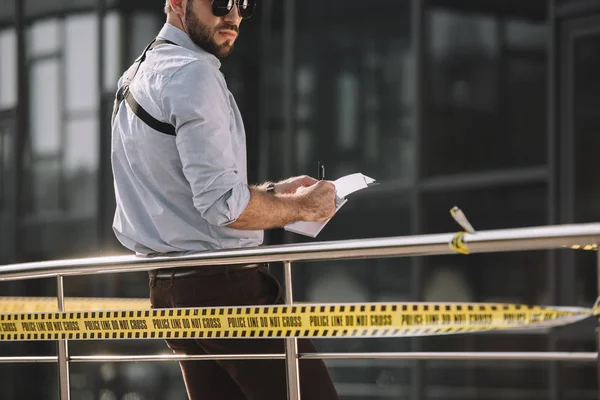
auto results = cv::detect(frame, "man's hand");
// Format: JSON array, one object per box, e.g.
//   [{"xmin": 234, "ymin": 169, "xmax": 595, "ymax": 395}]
[
  {"xmin": 227, "ymin": 179, "xmax": 337, "ymax": 230},
  {"xmin": 274, "ymin": 175, "xmax": 318, "ymax": 194},
  {"xmin": 296, "ymin": 180, "xmax": 337, "ymax": 222}
]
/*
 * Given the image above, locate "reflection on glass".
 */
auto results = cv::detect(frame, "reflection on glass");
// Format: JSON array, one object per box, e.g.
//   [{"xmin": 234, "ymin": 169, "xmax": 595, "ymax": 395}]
[
  {"xmin": 65, "ymin": 117, "xmax": 98, "ymax": 214},
  {"xmin": 0, "ymin": 29, "xmax": 17, "ymax": 109},
  {"xmin": 336, "ymin": 72, "xmax": 359, "ymax": 151},
  {"xmin": 424, "ymin": 9, "xmax": 547, "ymax": 177},
  {"xmin": 65, "ymin": 118, "xmax": 99, "ymax": 173},
  {"xmin": 421, "ymin": 184, "xmax": 549, "ymax": 400},
  {"xmin": 506, "ymin": 19, "xmax": 547, "ymax": 50},
  {"xmin": 0, "ymin": 126, "xmax": 4, "ymax": 208},
  {"xmin": 574, "ymin": 34, "xmax": 600, "ymax": 223},
  {"xmin": 31, "ymin": 158, "xmax": 61, "ymax": 213},
  {"xmin": 28, "ymin": 19, "xmax": 60, "ymax": 57},
  {"xmin": 65, "ymin": 13, "xmax": 99, "ymax": 113},
  {"xmin": 294, "ymin": 0, "xmax": 414, "ymax": 183},
  {"xmin": 130, "ymin": 12, "xmax": 161, "ymax": 60},
  {"xmin": 0, "ymin": 0, "xmax": 14, "ymax": 24},
  {"xmin": 30, "ymin": 59, "xmax": 61, "ymax": 155},
  {"xmin": 104, "ymin": 12, "xmax": 123, "ymax": 93},
  {"xmin": 572, "ymin": 30, "xmax": 600, "ymax": 314},
  {"xmin": 422, "ymin": 184, "xmax": 547, "ymax": 303},
  {"xmin": 319, "ymin": 361, "xmax": 412, "ymax": 399}
]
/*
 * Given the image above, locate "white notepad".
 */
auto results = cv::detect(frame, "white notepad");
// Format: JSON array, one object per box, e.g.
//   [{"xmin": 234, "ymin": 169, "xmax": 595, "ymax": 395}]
[{"xmin": 284, "ymin": 173, "xmax": 377, "ymax": 238}]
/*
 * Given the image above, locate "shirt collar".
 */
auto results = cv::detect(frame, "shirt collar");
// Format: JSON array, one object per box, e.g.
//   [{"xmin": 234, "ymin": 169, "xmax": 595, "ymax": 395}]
[{"xmin": 156, "ymin": 23, "xmax": 222, "ymax": 70}]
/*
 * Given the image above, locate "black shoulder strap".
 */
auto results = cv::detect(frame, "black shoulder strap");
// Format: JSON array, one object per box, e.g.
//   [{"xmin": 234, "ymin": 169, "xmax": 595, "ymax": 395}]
[{"xmin": 112, "ymin": 39, "xmax": 178, "ymax": 136}]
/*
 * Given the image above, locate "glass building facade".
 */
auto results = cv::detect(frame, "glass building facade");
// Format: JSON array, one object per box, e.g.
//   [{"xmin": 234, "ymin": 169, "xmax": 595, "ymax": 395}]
[{"xmin": 1, "ymin": 0, "xmax": 600, "ymax": 398}]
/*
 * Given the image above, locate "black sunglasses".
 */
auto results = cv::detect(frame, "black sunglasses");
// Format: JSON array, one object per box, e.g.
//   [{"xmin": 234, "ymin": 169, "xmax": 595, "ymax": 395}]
[{"xmin": 212, "ymin": 0, "xmax": 256, "ymax": 19}]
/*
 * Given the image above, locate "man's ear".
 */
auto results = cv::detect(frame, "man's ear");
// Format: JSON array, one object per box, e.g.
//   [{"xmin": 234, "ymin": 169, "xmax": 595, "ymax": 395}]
[{"xmin": 169, "ymin": 0, "xmax": 186, "ymax": 17}]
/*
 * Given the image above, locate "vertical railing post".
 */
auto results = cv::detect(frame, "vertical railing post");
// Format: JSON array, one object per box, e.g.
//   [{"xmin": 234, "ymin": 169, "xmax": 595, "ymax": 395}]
[
  {"xmin": 283, "ymin": 261, "xmax": 301, "ymax": 400},
  {"xmin": 597, "ymin": 250, "xmax": 600, "ymax": 400},
  {"xmin": 56, "ymin": 275, "xmax": 70, "ymax": 400}
]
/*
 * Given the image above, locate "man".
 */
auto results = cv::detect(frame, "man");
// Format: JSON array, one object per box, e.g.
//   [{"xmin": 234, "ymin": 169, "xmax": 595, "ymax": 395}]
[{"xmin": 110, "ymin": 0, "xmax": 340, "ymax": 399}]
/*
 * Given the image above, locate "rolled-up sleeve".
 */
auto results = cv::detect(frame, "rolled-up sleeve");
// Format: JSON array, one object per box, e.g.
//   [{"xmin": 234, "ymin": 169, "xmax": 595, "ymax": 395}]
[{"xmin": 161, "ymin": 60, "xmax": 250, "ymax": 226}]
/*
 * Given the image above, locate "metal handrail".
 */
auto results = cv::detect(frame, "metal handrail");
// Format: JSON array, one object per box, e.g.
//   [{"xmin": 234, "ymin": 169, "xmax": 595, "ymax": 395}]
[
  {"xmin": 1, "ymin": 222, "xmax": 599, "ymax": 280},
  {"xmin": 0, "ymin": 222, "xmax": 599, "ymax": 400}
]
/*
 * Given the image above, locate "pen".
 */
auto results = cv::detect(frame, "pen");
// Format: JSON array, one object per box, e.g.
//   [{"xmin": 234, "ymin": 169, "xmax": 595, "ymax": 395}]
[
  {"xmin": 450, "ymin": 206, "xmax": 476, "ymax": 234},
  {"xmin": 318, "ymin": 162, "xmax": 325, "ymax": 180}
]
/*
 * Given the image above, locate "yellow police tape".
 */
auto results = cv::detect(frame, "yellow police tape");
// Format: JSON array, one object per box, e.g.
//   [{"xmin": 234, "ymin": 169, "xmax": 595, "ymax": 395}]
[
  {"xmin": 0, "ymin": 297, "xmax": 599, "ymax": 341},
  {"xmin": 450, "ymin": 231, "xmax": 470, "ymax": 255},
  {"xmin": 0, "ymin": 297, "xmax": 151, "ymax": 313}
]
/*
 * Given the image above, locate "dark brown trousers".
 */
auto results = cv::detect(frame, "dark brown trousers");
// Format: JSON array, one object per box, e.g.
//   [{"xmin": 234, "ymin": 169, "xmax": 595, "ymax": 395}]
[{"xmin": 149, "ymin": 264, "xmax": 339, "ymax": 400}]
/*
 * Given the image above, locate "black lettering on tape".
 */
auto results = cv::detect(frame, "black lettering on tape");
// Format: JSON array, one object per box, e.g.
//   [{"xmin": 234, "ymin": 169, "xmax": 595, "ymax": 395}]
[
  {"xmin": 370, "ymin": 315, "xmax": 392, "ymax": 327},
  {"xmin": 468, "ymin": 314, "xmax": 492, "ymax": 325},
  {"xmin": 202, "ymin": 318, "xmax": 221, "ymax": 329},
  {"xmin": 356, "ymin": 315, "xmax": 367, "ymax": 326},
  {"xmin": 130, "ymin": 320, "xmax": 147, "ymax": 330},
  {"xmin": 84, "ymin": 321, "xmax": 101, "ymax": 331},
  {"xmin": 309, "ymin": 316, "xmax": 329, "ymax": 327},
  {"xmin": 153, "ymin": 319, "xmax": 170, "ymax": 330},
  {"xmin": 170, "ymin": 318, "xmax": 182, "ymax": 329},
  {"xmin": 21, "ymin": 322, "xmax": 36, "ymax": 332},
  {"xmin": 228, "ymin": 317, "xmax": 246, "ymax": 328},
  {"xmin": 247, "ymin": 317, "xmax": 259, "ymax": 328},
  {"xmin": 282, "ymin": 316, "xmax": 301, "ymax": 328},
  {"xmin": 0, "ymin": 323, "xmax": 17, "ymax": 332}
]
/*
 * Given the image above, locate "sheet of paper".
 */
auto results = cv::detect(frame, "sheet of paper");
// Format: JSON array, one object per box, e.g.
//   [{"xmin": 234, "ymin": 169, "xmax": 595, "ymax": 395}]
[
  {"xmin": 284, "ymin": 173, "xmax": 376, "ymax": 238},
  {"xmin": 333, "ymin": 173, "xmax": 377, "ymax": 198}
]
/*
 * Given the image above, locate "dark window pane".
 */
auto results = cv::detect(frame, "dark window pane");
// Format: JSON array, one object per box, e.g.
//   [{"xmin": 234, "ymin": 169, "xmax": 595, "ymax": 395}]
[
  {"xmin": 424, "ymin": 9, "xmax": 548, "ymax": 177},
  {"xmin": 0, "ymin": 0, "xmax": 14, "ymax": 25},
  {"xmin": 421, "ymin": 184, "xmax": 550, "ymax": 400},
  {"xmin": 293, "ymin": 0, "xmax": 415, "ymax": 183},
  {"xmin": 20, "ymin": 217, "xmax": 98, "ymax": 261},
  {"xmin": 27, "ymin": 158, "xmax": 61, "ymax": 213},
  {"xmin": 558, "ymin": 336, "xmax": 597, "ymax": 400},
  {"xmin": 574, "ymin": 32, "xmax": 600, "ymax": 223},
  {"xmin": 0, "ymin": 115, "xmax": 15, "ymax": 263},
  {"xmin": 65, "ymin": 117, "xmax": 99, "ymax": 214},
  {"xmin": 425, "ymin": 360, "xmax": 550, "ymax": 400},
  {"xmin": 0, "ymin": 29, "xmax": 17, "ymax": 109},
  {"xmin": 421, "ymin": 183, "xmax": 548, "ymax": 305},
  {"xmin": 25, "ymin": 0, "xmax": 102, "ymax": 18},
  {"xmin": 571, "ymin": 27, "xmax": 600, "ymax": 319}
]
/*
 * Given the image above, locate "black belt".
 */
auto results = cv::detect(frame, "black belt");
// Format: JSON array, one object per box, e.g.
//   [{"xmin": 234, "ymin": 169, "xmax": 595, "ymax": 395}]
[{"xmin": 149, "ymin": 263, "xmax": 264, "ymax": 280}]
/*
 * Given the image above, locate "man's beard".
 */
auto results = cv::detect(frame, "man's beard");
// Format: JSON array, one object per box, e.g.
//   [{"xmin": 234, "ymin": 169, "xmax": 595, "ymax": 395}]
[{"xmin": 185, "ymin": 2, "xmax": 237, "ymax": 58}]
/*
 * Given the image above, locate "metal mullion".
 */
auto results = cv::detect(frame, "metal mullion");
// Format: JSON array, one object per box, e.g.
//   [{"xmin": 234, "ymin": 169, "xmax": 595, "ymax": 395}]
[
  {"xmin": 58, "ymin": 16, "xmax": 67, "ymax": 212},
  {"xmin": 0, "ymin": 121, "xmax": 4, "ymax": 210},
  {"xmin": 546, "ymin": 2, "xmax": 560, "ymax": 400},
  {"xmin": 412, "ymin": 0, "xmax": 425, "ymax": 399},
  {"xmin": 257, "ymin": 0, "xmax": 273, "ymax": 183},
  {"xmin": 14, "ymin": 0, "xmax": 27, "ymax": 259},
  {"xmin": 559, "ymin": 16, "xmax": 576, "ymax": 310},
  {"xmin": 13, "ymin": 4, "xmax": 27, "ymax": 400},
  {"xmin": 281, "ymin": 0, "xmax": 295, "ymax": 245},
  {"xmin": 96, "ymin": 0, "xmax": 109, "ymax": 302}
]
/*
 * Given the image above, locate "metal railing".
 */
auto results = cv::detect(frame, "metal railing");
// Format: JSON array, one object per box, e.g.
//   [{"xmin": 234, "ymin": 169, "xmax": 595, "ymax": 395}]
[{"xmin": 1, "ymin": 222, "xmax": 600, "ymax": 400}]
